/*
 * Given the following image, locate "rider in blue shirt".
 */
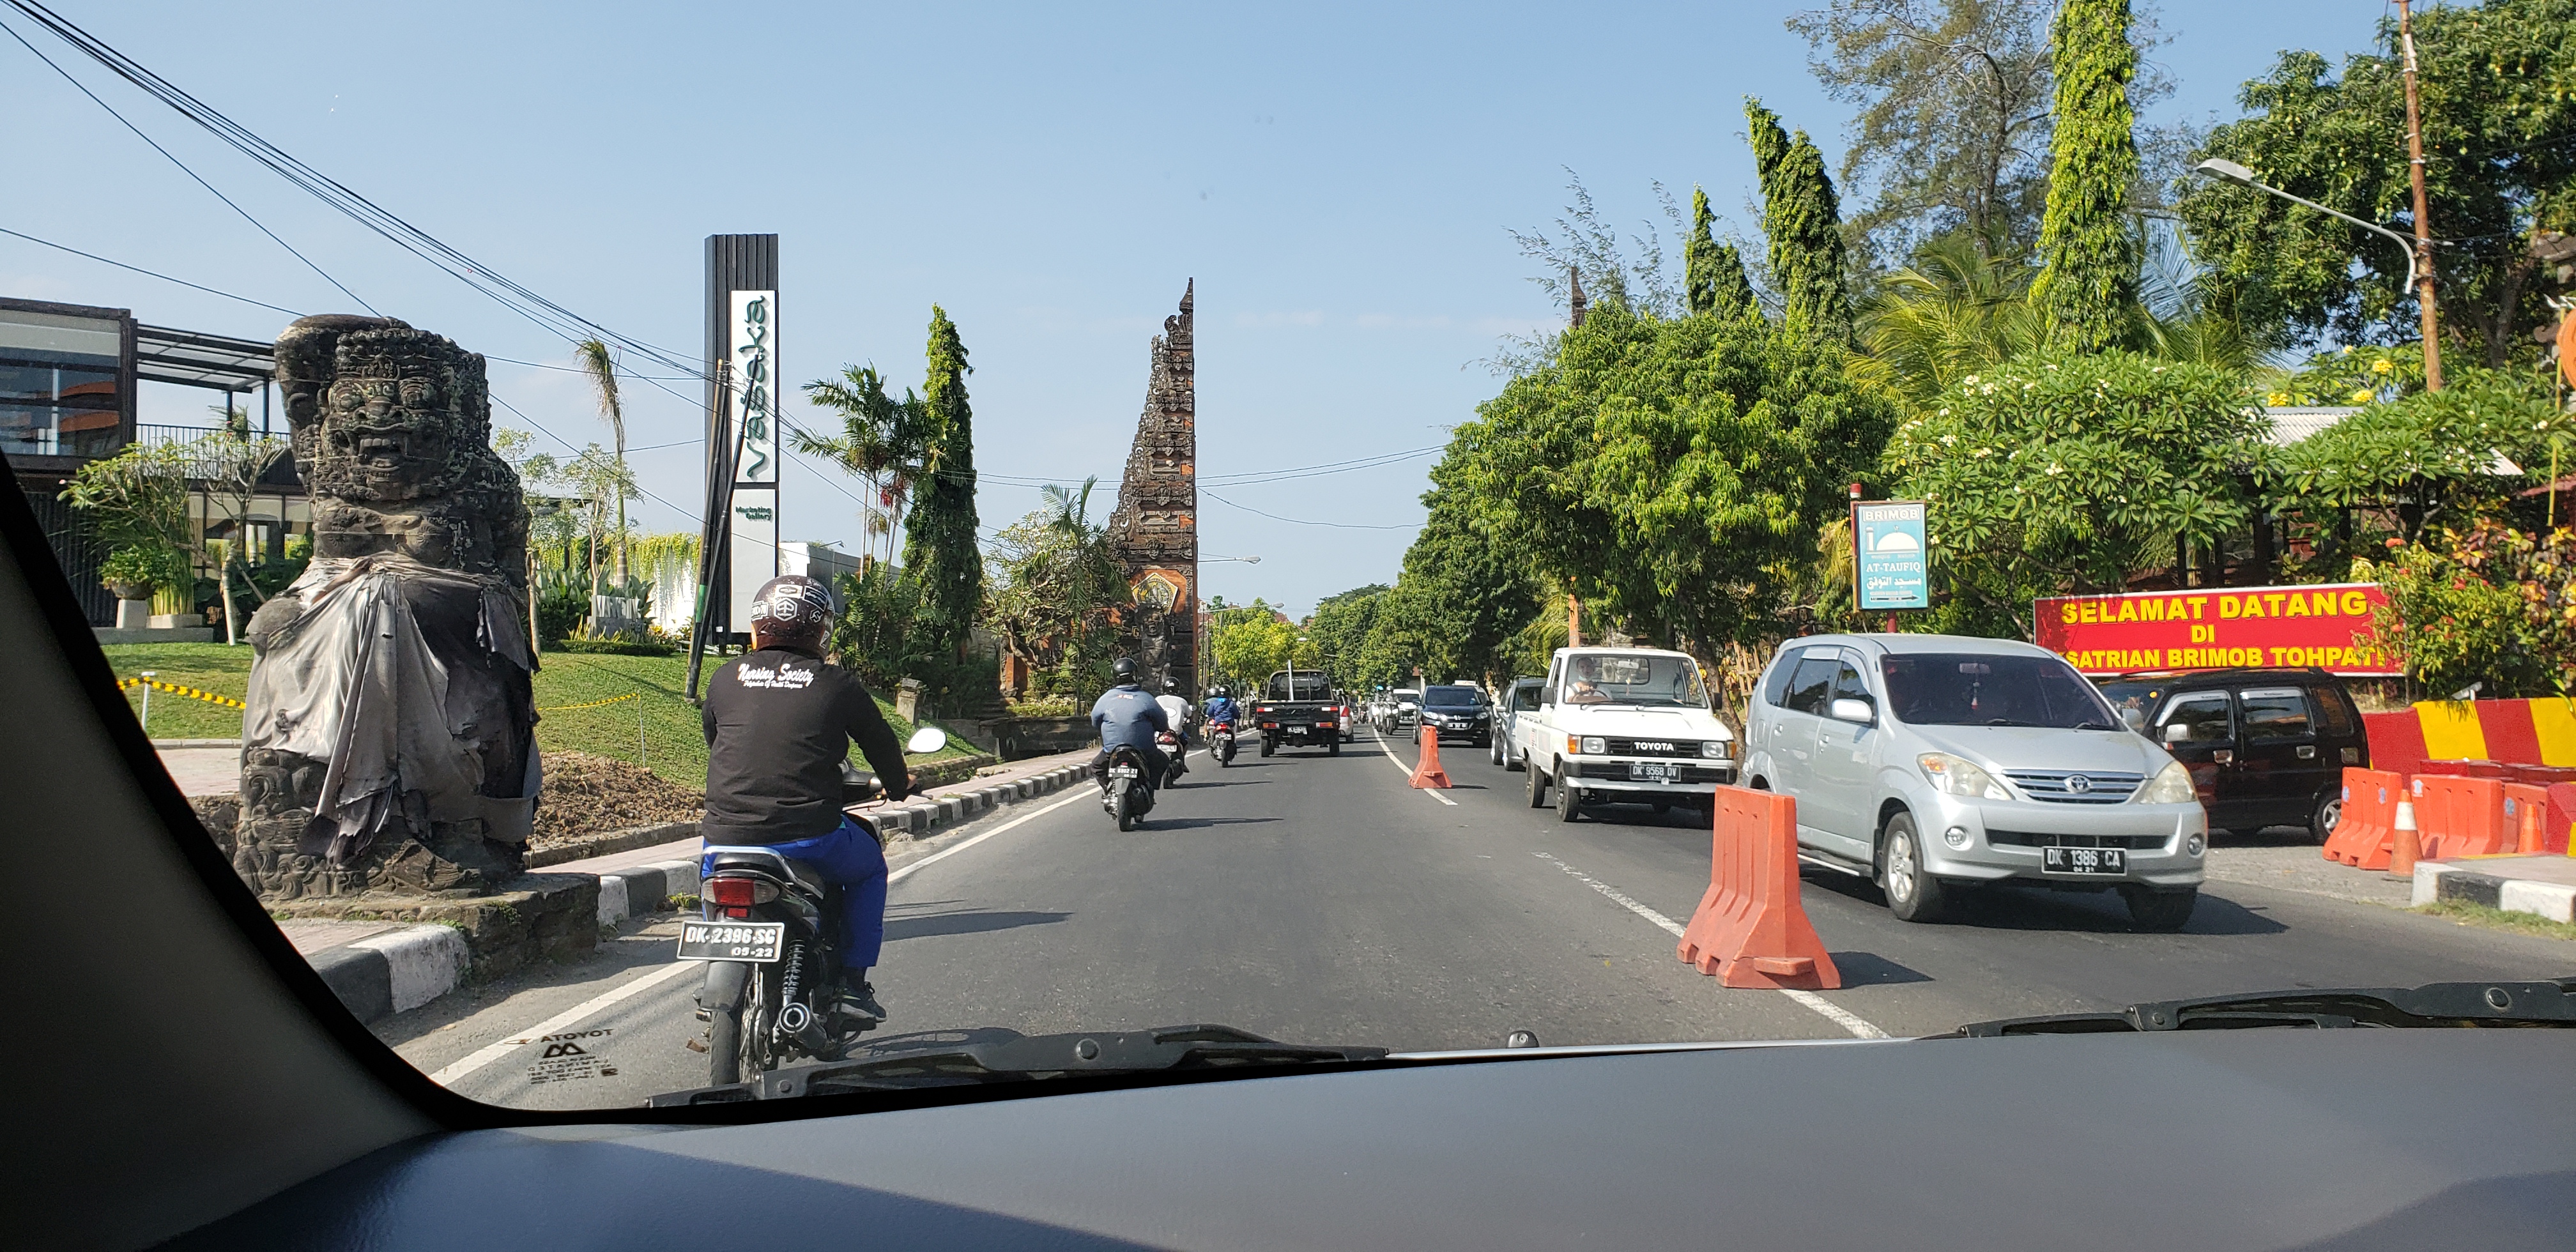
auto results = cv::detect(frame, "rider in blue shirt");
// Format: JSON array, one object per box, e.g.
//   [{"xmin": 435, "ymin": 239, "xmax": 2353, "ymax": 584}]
[{"xmin": 1201, "ymin": 685, "xmax": 1239, "ymax": 730}]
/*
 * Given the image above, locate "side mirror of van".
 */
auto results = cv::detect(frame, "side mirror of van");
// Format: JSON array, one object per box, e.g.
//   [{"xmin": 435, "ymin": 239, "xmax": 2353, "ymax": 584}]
[
  {"xmin": 906, "ymin": 727, "xmax": 949, "ymax": 754},
  {"xmin": 2162, "ymin": 722, "xmax": 2192, "ymax": 745},
  {"xmin": 1828, "ymin": 697, "xmax": 1875, "ymax": 725}
]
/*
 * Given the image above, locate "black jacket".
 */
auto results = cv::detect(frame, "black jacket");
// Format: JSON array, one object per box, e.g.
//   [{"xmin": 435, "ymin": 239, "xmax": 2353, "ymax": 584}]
[{"xmin": 700, "ymin": 646, "xmax": 910, "ymax": 844}]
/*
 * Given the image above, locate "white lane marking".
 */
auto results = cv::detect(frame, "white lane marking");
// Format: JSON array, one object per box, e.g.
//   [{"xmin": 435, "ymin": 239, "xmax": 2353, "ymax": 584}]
[
  {"xmin": 1372, "ymin": 728, "xmax": 1459, "ymax": 805},
  {"xmin": 428, "ymin": 959, "xmax": 700, "ymax": 1085},
  {"xmin": 431, "ymin": 787, "xmax": 1096, "ymax": 1087},
  {"xmin": 889, "ymin": 788, "xmax": 1089, "ymax": 885},
  {"xmin": 1531, "ymin": 851, "xmax": 1890, "ymax": 1041}
]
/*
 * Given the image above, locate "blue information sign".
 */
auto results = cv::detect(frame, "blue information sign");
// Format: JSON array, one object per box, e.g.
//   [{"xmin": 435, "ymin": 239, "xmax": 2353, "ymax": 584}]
[{"xmin": 1853, "ymin": 501, "xmax": 1929, "ymax": 611}]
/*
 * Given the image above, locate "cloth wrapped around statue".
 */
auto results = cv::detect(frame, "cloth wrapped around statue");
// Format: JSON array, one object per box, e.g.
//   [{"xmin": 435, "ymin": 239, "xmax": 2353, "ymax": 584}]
[{"xmin": 243, "ymin": 551, "xmax": 540, "ymax": 873}]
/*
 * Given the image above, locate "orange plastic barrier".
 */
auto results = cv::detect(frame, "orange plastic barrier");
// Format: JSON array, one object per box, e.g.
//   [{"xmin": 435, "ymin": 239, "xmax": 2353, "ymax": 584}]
[
  {"xmin": 1675, "ymin": 787, "xmax": 1840, "ymax": 990},
  {"xmin": 2411, "ymin": 774, "xmax": 2508, "ymax": 860},
  {"xmin": 2323, "ymin": 768, "xmax": 2403, "ymax": 870},
  {"xmin": 2503, "ymin": 783, "xmax": 2551, "ymax": 855},
  {"xmin": 2550, "ymin": 783, "xmax": 2576, "ymax": 857},
  {"xmin": 1408, "ymin": 725, "xmax": 1451, "ymax": 789}
]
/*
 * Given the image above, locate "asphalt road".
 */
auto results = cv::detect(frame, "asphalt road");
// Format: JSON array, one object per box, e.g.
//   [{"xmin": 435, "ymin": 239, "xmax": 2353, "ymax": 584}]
[{"xmin": 385, "ymin": 729, "xmax": 2576, "ymax": 1110}]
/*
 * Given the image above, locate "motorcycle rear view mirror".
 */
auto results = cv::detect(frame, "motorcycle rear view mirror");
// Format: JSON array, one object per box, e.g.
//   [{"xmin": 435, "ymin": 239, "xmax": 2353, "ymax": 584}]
[{"xmin": 906, "ymin": 728, "xmax": 949, "ymax": 754}]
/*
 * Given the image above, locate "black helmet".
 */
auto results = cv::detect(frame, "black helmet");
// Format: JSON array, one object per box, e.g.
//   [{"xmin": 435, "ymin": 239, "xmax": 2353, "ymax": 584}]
[
  {"xmin": 1111, "ymin": 657, "xmax": 1139, "ymax": 682},
  {"xmin": 1210, "ymin": 685, "xmax": 1228, "ymax": 698},
  {"xmin": 749, "ymin": 574, "xmax": 836, "ymax": 641}
]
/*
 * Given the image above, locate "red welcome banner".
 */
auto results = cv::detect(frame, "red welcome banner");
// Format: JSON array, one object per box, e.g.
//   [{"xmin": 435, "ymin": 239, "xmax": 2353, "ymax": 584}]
[{"xmin": 2033, "ymin": 583, "xmax": 2396, "ymax": 675}]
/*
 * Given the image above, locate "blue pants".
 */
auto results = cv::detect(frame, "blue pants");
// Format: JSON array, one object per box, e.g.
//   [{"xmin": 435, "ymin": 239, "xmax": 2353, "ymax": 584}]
[{"xmin": 703, "ymin": 817, "xmax": 888, "ymax": 971}]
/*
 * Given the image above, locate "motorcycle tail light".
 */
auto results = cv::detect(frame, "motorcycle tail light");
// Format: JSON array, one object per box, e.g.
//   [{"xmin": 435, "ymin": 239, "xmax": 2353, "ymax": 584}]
[{"xmin": 707, "ymin": 876, "xmax": 778, "ymax": 907}]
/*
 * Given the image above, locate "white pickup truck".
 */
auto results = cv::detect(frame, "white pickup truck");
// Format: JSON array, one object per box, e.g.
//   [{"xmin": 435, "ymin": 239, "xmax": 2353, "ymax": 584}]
[{"xmin": 1515, "ymin": 646, "xmax": 1737, "ymax": 822}]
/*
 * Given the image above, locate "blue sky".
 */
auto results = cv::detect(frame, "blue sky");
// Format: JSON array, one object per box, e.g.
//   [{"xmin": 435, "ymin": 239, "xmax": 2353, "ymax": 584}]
[{"xmin": 1, "ymin": 1, "xmax": 2380, "ymax": 615}]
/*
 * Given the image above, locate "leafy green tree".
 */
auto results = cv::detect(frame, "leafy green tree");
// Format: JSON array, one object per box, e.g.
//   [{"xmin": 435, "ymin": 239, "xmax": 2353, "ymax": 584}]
[
  {"xmin": 2029, "ymin": 0, "xmax": 2141, "ymax": 353},
  {"xmin": 1788, "ymin": 0, "xmax": 2060, "ymax": 264},
  {"xmin": 983, "ymin": 480, "xmax": 1121, "ymax": 700},
  {"xmin": 1747, "ymin": 99, "xmax": 1855, "ymax": 340},
  {"xmin": 1209, "ymin": 602, "xmax": 1310, "ymax": 691},
  {"xmin": 1685, "ymin": 187, "xmax": 1761, "ymax": 320},
  {"xmin": 1855, "ymin": 234, "xmax": 2045, "ymax": 403},
  {"xmin": 2175, "ymin": 0, "xmax": 2576, "ymax": 367},
  {"xmin": 1452, "ymin": 300, "xmax": 1896, "ymax": 652},
  {"xmin": 1883, "ymin": 351, "xmax": 2268, "ymax": 634},
  {"xmin": 61, "ymin": 440, "xmax": 194, "ymax": 609},
  {"xmin": 1361, "ymin": 494, "xmax": 1542, "ymax": 684},
  {"xmin": 1305, "ymin": 584, "xmax": 1393, "ymax": 688},
  {"xmin": 573, "ymin": 337, "xmax": 630, "ymax": 586},
  {"xmin": 2358, "ymin": 519, "xmax": 2573, "ymax": 698},
  {"xmin": 2271, "ymin": 365, "xmax": 2563, "ymax": 548},
  {"xmin": 797, "ymin": 363, "xmax": 930, "ymax": 567},
  {"xmin": 903, "ymin": 306, "xmax": 983, "ymax": 655}
]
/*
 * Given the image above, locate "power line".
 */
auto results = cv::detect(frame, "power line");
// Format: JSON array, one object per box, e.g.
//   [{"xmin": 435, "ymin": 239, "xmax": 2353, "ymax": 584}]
[
  {"xmin": 4, "ymin": 0, "xmax": 701, "ymax": 376},
  {"xmin": 0, "ymin": 225, "xmax": 304, "ymax": 316},
  {"xmin": 0, "ymin": 13, "xmax": 376, "ymax": 314},
  {"xmin": 1202, "ymin": 489, "xmax": 1420, "ymax": 531}
]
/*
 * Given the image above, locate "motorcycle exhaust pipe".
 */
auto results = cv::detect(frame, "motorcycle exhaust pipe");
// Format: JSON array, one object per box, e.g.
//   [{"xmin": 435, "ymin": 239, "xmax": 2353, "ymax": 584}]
[{"xmin": 776, "ymin": 1000, "xmax": 831, "ymax": 1056}]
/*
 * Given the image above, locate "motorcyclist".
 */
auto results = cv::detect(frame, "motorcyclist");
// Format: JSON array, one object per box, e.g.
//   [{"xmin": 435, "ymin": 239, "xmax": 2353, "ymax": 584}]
[
  {"xmin": 1202, "ymin": 685, "xmax": 1239, "ymax": 731},
  {"xmin": 1156, "ymin": 680, "xmax": 1194, "ymax": 779},
  {"xmin": 1089, "ymin": 657, "xmax": 1170, "ymax": 790},
  {"xmin": 699, "ymin": 574, "xmax": 911, "ymax": 1023}
]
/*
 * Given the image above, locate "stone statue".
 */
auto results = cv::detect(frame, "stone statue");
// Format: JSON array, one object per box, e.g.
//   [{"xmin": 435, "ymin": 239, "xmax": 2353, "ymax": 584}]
[{"xmin": 230, "ymin": 316, "xmax": 539, "ymax": 898}]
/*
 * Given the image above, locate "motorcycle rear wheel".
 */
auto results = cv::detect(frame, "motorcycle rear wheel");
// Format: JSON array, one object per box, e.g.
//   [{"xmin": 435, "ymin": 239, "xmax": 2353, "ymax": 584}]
[{"xmin": 707, "ymin": 963, "xmax": 773, "ymax": 1086}]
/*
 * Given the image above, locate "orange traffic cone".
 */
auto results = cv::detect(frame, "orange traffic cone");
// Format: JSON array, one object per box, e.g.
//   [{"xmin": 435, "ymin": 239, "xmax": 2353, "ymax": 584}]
[
  {"xmin": 1409, "ymin": 724, "xmax": 1451, "ymax": 789},
  {"xmin": 2389, "ymin": 798, "xmax": 2421, "ymax": 876}
]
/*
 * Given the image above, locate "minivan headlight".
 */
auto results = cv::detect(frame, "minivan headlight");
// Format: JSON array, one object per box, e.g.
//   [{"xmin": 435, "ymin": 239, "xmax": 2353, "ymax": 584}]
[
  {"xmin": 1701, "ymin": 740, "xmax": 1728, "ymax": 759},
  {"xmin": 2133, "ymin": 760, "xmax": 2196, "ymax": 805},
  {"xmin": 1580, "ymin": 736, "xmax": 1607, "ymax": 755},
  {"xmin": 1919, "ymin": 752, "xmax": 2011, "ymax": 800}
]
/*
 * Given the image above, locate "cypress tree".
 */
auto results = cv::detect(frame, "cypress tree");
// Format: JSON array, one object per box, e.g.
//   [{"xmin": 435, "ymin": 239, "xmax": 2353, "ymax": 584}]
[
  {"xmin": 2030, "ymin": 0, "xmax": 2140, "ymax": 353},
  {"xmin": 903, "ymin": 305, "xmax": 983, "ymax": 653},
  {"xmin": 1684, "ymin": 187, "xmax": 1759, "ymax": 321},
  {"xmin": 1745, "ymin": 100, "xmax": 1852, "ymax": 341}
]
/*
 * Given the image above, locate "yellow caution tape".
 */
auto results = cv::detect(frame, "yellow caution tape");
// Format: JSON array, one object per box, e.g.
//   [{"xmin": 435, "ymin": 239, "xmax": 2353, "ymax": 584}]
[
  {"xmin": 536, "ymin": 692, "xmax": 641, "ymax": 712},
  {"xmin": 118, "ymin": 677, "xmax": 247, "ymax": 710}
]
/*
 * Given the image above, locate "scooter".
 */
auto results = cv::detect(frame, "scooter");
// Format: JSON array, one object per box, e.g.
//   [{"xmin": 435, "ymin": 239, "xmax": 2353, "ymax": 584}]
[
  {"xmin": 1210, "ymin": 721, "xmax": 1238, "ymax": 767},
  {"xmin": 1099, "ymin": 743, "xmax": 1159, "ymax": 831},
  {"xmin": 1158, "ymin": 728, "xmax": 1189, "ymax": 783},
  {"xmin": 688, "ymin": 726, "xmax": 947, "ymax": 1087}
]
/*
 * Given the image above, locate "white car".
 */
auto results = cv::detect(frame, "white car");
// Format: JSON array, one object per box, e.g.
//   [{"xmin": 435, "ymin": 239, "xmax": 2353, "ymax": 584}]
[{"xmin": 1517, "ymin": 647, "xmax": 1736, "ymax": 821}]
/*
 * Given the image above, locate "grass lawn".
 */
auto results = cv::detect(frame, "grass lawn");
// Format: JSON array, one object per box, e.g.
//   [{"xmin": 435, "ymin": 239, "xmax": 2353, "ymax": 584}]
[{"xmin": 98, "ymin": 643, "xmax": 977, "ymax": 790}]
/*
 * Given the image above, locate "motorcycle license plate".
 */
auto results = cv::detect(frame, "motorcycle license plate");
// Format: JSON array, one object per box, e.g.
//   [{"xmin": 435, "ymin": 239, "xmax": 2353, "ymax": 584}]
[
  {"xmin": 677, "ymin": 920, "xmax": 785, "ymax": 962},
  {"xmin": 2041, "ymin": 847, "xmax": 2126, "ymax": 876},
  {"xmin": 1628, "ymin": 762, "xmax": 1680, "ymax": 783},
  {"xmin": 1109, "ymin": 765, "xmax": 1139, "ymax": 778}
]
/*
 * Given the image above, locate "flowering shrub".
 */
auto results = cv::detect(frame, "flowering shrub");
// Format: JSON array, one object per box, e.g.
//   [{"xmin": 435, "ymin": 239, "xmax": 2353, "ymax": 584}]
[{"xmin": 2357, "ymin": 519, "xmax": 2576, "ymax": 698}]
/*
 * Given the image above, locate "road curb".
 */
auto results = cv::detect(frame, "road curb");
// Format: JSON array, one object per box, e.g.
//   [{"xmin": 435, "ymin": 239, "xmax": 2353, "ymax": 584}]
[
  {"xmin": 2412, "ymin": 860, "xmax": 2576, "ymax": 924},
  {"xmin": 303, "ymin": 924, "xmax": 471, "ymax": 1023}
]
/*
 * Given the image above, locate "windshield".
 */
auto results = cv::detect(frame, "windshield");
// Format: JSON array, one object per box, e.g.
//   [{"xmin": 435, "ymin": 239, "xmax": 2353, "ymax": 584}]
[
  {"xmin": 1880, "ymin": 654, "xmax": 2120, "ymax": 729},
  {"xmin": 1561, "ymin": 654, "xmax": 1709, "ymax": 708},
  {"xmin": 20, "ymin": 0, "xmax": 2563, "ymax": 1120}
]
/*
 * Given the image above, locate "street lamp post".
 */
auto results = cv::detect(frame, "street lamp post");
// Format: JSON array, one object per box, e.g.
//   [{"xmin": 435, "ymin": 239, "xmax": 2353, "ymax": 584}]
[{"xmin": 2193, "ymin": 158, "xmax": 2440, "ymax": 390}]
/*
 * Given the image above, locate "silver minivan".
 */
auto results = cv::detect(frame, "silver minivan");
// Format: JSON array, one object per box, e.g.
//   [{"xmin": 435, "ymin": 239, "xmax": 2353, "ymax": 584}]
[{"xmin": 1740, "ymin": 634, "xmax": 2207, "ymax": 929}]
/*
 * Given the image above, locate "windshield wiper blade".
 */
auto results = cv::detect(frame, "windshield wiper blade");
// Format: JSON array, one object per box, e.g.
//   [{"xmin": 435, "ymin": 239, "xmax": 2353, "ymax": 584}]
[
  {"xmin": 1943, "ymin": 977, "xmax": 2576, "ymax": 1037},
  {"xmin": 648, "ymin": 1025, "xmax": 1388, "ymax": 1104}
]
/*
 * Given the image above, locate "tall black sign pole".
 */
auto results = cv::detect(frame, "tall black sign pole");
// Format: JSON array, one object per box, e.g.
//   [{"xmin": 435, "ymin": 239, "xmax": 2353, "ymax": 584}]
[{"xmin": 686, "ymin": 234, "xmax": 780, "ymax": 700}]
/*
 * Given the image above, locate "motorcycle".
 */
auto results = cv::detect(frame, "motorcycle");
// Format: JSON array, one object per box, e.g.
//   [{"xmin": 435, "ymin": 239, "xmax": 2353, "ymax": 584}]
[
  {"xmin": 1210, "ymin": 720, "xmax": 1238, "ymax": 767},
  {"xmin": 1100, "ymin": 742, "xmax": 1157, "ymax": 831},
  {"xmin": 688, "ymin": 726, "xmax": 947, "ymax": 1087},
  {"xmin": 1158, "ymin": 728, "xmax": 1189, "ymax": 783}
]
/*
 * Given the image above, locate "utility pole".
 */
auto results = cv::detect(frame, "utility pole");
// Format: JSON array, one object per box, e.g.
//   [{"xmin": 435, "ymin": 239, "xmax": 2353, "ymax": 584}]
[{"xmin": 2397, "ymin": 0, "xmax": 2444, "ymax": 390}]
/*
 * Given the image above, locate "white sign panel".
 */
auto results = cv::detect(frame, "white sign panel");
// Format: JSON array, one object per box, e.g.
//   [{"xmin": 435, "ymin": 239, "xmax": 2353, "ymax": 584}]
[{"xmin": 726, "ymin": 289, "xmax": 779, "ymax": 619}]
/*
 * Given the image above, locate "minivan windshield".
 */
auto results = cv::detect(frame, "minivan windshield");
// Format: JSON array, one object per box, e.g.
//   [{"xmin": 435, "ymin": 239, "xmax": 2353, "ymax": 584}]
[
  {"xmin": 1880, "ymin": 653, "xmax": 2120, "ymax": 729},
  {"xmin": 1561, "ymin": 654, "xmax": 1710, "ymax": 708}
]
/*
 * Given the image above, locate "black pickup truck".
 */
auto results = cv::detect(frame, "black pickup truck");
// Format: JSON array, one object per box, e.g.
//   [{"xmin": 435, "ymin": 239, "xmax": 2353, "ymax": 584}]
[{"xmin": 1250, "ymin": 669, "xmax": 1341, "ymax": 757}]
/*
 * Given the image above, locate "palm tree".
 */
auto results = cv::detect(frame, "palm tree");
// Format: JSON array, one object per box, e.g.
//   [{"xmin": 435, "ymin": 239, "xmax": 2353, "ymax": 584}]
[
  {"xmin": 1854, "ymin": 233, "xmax": 2046, "ymax": 404},
  {"xmin": 798, "ymin": 365, "xmax": 930, "ymax": 567},
  {"xmin": 1041, "ymin": 477, "xmax": 1109, "ymax": 701},
  {"xmin": 572, "ymin": 337, "xmax": 627, "ymax": 588}
]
